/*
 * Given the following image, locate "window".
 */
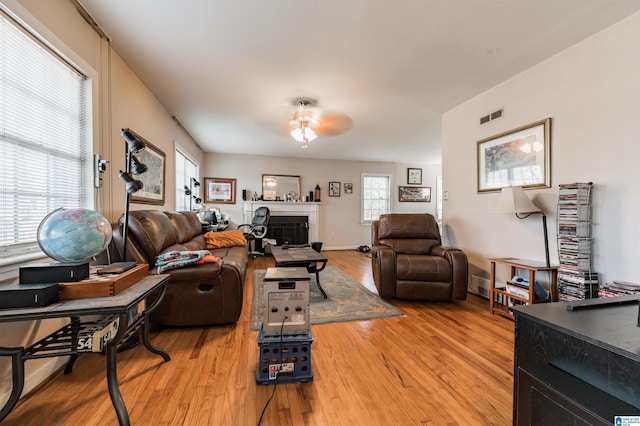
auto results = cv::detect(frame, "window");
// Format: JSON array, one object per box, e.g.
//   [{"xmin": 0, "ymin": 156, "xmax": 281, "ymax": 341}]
[
  {"xmin": 361, "ymin": 173, "xmax": 391, "ymax": 222},
  {"xmin": 175, "ymin": 146, "xmax": 199, "ymax": 211},
  {"xmin": 0, "ymin": 10, "xmax": 91, "ymax": 262}
]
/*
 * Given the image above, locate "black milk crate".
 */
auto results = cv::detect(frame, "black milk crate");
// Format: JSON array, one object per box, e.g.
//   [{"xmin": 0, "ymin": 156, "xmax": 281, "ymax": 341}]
[{"xmin": 256, "ymin": 325, "xmax": 313, "ymax": 385}]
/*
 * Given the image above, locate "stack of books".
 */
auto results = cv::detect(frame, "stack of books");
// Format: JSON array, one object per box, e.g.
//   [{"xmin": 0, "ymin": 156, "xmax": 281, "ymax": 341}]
[
  {"xmin": 505, "ymin": 278, "xmax": 549, "ymax": 303},
  {"xmin": 557, "ymin": 183, "xmax": 599, "ymax": 301},
  {"xmin": 599, "ymin": 280, "xmax": 640, "ymax": 297}
]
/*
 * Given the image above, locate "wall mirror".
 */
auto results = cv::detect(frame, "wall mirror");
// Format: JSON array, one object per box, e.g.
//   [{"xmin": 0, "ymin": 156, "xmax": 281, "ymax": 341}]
[{"xmin": 262, "ymin": 174, "xmax": 301, "ymax": 201}]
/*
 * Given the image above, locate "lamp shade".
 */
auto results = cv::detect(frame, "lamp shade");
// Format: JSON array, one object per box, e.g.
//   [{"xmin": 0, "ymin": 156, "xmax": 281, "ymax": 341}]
[
  {"xmin": 121, "ymin": 128, "xmax": 146, "ymax": 153},
  {"xmin": 492, "ymin": 186, "xmax": 541, "ymax": 214}
]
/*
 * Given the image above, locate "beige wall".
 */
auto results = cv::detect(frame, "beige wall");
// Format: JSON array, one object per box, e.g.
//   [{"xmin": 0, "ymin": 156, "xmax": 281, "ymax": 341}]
[
  {"xmin": 203, "ymin": 153, "xmax": 440, "ymax": 249},
  {"xmin": 0, "ymin": 0, "xmax": 202, "ymax": 402},
  {"xmin": 442, "ymin": 11, "xmax": 640, "ymax": 288}
]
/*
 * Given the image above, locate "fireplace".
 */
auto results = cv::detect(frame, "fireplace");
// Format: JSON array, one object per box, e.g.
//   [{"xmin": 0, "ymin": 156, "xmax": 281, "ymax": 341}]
[
  {"xmin": 267, "ymin": 216, "xmax": 309, "ymax": 245},
  {"xmin": 243, "ymin": 201, "xmax": 320, "ymax": 243}
]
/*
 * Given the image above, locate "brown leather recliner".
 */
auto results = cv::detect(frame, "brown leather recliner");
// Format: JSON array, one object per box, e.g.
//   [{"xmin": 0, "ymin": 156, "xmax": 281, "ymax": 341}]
[
  {"xmin": 371, "ymin": 214, "xmax": 468, "ymax": 300},
  {"xmin": 112, "ymin": 210, "xmax": 248, "ymax": 326}
]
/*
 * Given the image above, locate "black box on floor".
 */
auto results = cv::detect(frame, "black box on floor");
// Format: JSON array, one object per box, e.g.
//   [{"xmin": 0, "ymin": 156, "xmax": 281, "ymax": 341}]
[
  {"xmin": 256, "ymin": 325, "xmax": 313, "ymax": 385},
  {"xmin": 20, "ymin": 262, "xmax": 89, "ymax": 284},
  {"xmin": 0, "ymin": 283, "xmax": 60, "ymax": 309}
]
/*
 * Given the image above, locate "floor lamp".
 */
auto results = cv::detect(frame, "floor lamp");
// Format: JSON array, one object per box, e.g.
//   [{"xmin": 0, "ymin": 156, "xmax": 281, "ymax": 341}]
[
  {"xmin": 492, "ymin": 186, "xmax": 550, "ymax": 268},
  {"xmin": 118, "ymin": 128, "xmax": 147, "ymax": 265}
]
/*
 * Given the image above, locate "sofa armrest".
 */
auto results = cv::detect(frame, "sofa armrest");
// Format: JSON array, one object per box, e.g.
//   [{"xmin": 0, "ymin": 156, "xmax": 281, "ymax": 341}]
[
  {"xmin": 431, "ymin": 245, "xmax": 469, "ymax": 300},
  {"xmin": 371, "ymin": 244, "xmax": 397, "ymax": 298}
]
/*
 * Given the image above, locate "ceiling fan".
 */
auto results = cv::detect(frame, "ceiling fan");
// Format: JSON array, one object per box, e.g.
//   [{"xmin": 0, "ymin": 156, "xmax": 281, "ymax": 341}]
[{"xmin": 286, "ymin": 98, "xmax": 353, "ymax": 148}]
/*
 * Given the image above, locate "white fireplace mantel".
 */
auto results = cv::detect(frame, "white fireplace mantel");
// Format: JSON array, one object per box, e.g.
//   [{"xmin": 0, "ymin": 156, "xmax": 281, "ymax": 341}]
[{"xmin": 243, "ymin": 202, "xmax": 321, "ymax": 242}]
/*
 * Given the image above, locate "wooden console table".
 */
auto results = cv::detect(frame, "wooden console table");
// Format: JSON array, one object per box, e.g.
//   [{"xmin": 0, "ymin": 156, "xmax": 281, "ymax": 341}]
[
  {"xmin": 511, "ymin": 299, "xmax": 640, "ymax": 424},
  {"xmin": 0, "ymin": 274, "xmax": 171, "ymax": 426},
  {"xmin": 488, "ymin": 257, "xmax": 558, "ymax": 318}
]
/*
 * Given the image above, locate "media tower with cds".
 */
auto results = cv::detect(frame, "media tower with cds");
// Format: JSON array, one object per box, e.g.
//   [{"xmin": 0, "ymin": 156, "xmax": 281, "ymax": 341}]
[{"xmin": 556, "ymin": 182, "xmax": 598, "ymax": 301}]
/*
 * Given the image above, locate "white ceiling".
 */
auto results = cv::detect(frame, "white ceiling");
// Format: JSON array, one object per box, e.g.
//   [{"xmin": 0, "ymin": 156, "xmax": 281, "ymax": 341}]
[{"xmin": 79, "ymin": 0, "xmax": 640, "ymax": 164}]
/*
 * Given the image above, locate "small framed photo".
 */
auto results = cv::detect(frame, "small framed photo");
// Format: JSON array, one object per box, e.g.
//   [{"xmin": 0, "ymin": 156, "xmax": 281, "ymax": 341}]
[
  {"xmin": 329, "ymin": 181, "xmax": 341, "ymax": 197},
  {"xmin": 399, "ymin": 186, "xmax": 431, "ymax": 202},
  {"xmin": 344, "ymin": 183, "xmax": 353, "ymax": 194},
  {"xmin": 204, "ymin": 177, "xmax": 236, "ymax": 204},
  {"xmin": 407, "ymin": 168, "xmax": 422, "ymax": 185}
]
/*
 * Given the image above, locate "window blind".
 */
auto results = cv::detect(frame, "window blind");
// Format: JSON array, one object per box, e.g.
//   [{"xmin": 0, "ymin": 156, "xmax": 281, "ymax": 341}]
[
  {"xmin": 0, "ymin": 10, "xmax": 91, "ymax": 260},
  {"xmin": 361, "ymin": 174, "xmax": 391, "ymax": 222}
]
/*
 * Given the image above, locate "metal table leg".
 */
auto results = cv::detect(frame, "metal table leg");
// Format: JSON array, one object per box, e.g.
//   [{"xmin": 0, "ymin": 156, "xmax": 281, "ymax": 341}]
[
  {"xmin": 0, "ymin": 347, "xmax": 24, "ymax": 422},
  {"xmin": 307, "ymin": 260, "xmax": 328, "ymax": 299},
  {"xmin": 106, "ymin": 312, "xmax": 130, "ymax": 426}
]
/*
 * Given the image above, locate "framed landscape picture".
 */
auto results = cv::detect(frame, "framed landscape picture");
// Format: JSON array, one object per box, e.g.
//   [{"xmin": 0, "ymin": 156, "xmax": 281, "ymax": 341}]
[
  {"xmin": 130, "ymin": 139, "xmax": 166, "ymax": 205},
  {"xmin": 477, "ymin": 118, "xmax": 551, "ymax": 193},
  {"xmin": 399, "ymin": 186, "xmax": 431, "ymax": 202},
  {"xmin": 204, "ymin": 177, "xmax": 236, "ymax": 204}
]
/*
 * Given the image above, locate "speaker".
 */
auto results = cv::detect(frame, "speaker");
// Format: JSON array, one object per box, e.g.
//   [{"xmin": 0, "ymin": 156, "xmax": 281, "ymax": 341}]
[
  {"xmin": 242, "ymin": 189, "xmax": 248, "ymax": 201},
  {"xmin": 20, "ymin": 262, "xmax": 89, "ymax": 283},
  {"xmin": 0, "ymin": 283, "xmax": 60, "ymax": 309}
]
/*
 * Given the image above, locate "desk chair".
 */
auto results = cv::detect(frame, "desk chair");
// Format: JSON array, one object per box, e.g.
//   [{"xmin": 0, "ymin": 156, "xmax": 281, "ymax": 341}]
[{"xmin": 237, "ymin": 207, "xmax": 270, "ymax": 258}]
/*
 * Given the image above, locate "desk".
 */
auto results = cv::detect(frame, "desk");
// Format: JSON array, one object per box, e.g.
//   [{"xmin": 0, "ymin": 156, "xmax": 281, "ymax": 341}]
[
  {"xmin": 270, "ymin": 247, "xmax": 328, "ymax": 298},
  {"xmin": 488, "ymin": 257, "xmax": 558, "ymax": 319},
  {"xmin": 0, "ymin": 274, "xmax": 171, "ymax": 425}
]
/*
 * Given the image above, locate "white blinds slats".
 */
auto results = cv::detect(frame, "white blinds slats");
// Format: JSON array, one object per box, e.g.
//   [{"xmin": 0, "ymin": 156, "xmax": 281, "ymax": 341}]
[{"xmin": 0, "ymin": 11, "xmax": 90, "ymax": 255}]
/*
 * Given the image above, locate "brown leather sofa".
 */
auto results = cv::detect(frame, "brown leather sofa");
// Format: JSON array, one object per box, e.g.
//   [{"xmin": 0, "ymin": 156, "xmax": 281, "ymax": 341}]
[
  {"xmin": 371, "ymin": 213, "xmax": 468, "ymax": 300},
  {"xmin": 112, "ymin": 210, "xmax": 248, "ymax": 326}
]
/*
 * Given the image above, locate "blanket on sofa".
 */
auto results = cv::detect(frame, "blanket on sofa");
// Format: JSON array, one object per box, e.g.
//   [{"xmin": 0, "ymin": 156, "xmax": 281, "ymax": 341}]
[{"xmin": 155, "ymin": 250, "xmax": 219, "ymax": 273}]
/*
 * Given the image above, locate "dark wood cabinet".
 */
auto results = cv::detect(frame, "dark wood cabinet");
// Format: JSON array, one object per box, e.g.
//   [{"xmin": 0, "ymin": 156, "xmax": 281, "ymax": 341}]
[{"xmin": 511, "ymin": 298, "xmax": 640, "ymax": 424}]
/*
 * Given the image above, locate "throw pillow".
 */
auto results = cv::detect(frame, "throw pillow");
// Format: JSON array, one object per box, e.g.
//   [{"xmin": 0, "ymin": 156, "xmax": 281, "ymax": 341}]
[{"xmin": 205, "ymin": 229, "xmax": 248, "ymax": 249}]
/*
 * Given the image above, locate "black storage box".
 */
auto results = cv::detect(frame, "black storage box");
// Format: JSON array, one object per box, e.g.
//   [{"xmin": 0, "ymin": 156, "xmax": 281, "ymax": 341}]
[
  {"xmin": 0, "ymin": 283, "xmax": 60, "ymax": 309},
  {"xmin": 20, "ymin": 262, "xmax": 89, "ymax": 284}
]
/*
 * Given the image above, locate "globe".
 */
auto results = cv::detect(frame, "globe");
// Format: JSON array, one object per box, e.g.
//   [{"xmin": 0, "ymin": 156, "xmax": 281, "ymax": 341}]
[{"xmin": 37, "ymin": 208, "xmax": 113, "ymax": 263}]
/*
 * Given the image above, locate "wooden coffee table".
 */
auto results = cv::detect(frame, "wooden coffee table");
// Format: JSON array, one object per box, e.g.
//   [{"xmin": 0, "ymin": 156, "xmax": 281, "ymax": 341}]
[{"xmin": 269, "ymin": 246, "xmax": 328, "ymax": 298}]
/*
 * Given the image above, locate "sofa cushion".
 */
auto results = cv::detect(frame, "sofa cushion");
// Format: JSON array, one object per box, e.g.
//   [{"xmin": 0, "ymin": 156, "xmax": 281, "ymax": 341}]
[
  {"xmin": 125, "ymin": 211, "xmax": 177, "ymax": 263},
  {"xmin": 396, "ymin": 254, "xmax": 452, "ymax": 282},
  {"xmin": 377, "ymin": 214, "xmax": 441, "ymax": 255},
  {"xmin": 165, "ymin": 211, "xmax": 202, "ymax": 243}
]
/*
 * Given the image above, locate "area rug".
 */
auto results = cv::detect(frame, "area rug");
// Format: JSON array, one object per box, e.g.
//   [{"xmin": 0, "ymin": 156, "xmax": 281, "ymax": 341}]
[{"xmin": 250, "ymin": 265, "xmax": 403, "ymax": 330}]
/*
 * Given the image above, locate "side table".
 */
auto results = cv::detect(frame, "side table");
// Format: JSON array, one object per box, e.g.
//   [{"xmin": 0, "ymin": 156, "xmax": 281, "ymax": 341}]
[
  {"xmin": 0, "ymin": 274, "xmax": 171, "ymax": 425},
  {"xmin": 488, "ymin": 257, "xmax": 558, "ymax": 319},
  {"xmin": 270, "ymin": 247, "xmax": 329, "ymax": 298}
]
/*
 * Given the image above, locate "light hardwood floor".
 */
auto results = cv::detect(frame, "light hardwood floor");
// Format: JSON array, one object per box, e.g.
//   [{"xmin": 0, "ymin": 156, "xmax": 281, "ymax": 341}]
[{"xmin": 4, "ymin": 250, "xmax": 515, "ymax": 425}]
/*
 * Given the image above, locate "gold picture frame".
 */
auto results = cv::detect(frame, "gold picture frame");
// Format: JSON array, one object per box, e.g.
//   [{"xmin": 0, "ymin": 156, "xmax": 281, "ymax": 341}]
[
  {"xmin": 129, "ymin": 132, "xmax": 166, "ymax": 205},
  {"xmin": 477, "ymin": 118, "xmax": 551, "ymax": 193},
  {"xmin": 204, "ymin": 177, "xmax": 236, "ymax": 204}
]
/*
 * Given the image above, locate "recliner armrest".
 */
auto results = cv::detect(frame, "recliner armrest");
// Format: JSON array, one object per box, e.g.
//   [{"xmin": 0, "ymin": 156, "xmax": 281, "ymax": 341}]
[
  {"xmin": 370, "ymin": 244, "xmax": 397, "ymax": 298},
  {"xmin": 431, "ymin": 245, "xmax": 468, "ymax": 300}
]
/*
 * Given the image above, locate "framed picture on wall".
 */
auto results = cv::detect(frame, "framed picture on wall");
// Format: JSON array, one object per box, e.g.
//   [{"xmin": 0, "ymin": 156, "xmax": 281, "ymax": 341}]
[
  {"xmin": 344, "ymin": 183, "xmax": 353, "ymax": 194},
  {"xmin": 399, "ymin": 186, "xmax": 431, "ymax": 202},
  {"xmin": 329, "ymin": 181, "xmax": 341, "ymax": 197},
  {"xmin": 204, "ymin": 177, "xmax": 236, "ymax": 204},
  {"xmin": 407, "ymin": 168, "xmax": 422, "ymax": 185},
  {"xmin": 477, "ymin": 118, "xmax": 551, "ymax": 192},
  {"xmin": 130, "ymin": 137, "xmax": 166, "ymax": 205}
]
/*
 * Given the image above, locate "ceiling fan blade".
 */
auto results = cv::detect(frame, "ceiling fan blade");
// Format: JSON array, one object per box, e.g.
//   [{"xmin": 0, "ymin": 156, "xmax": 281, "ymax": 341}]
[{"xmin": 315, "ymin": 112, "xmax": 353, "ymax": 136}]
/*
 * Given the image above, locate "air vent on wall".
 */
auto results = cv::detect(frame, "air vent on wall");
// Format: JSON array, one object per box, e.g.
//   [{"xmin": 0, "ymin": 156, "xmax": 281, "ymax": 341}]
[{"xmin": 479, "ymin": 108, "xmax": 504, "ymax": 125}]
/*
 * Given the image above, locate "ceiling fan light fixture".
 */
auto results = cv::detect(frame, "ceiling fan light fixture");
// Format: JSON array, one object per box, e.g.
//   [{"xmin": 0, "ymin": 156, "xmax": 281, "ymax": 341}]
[{"xmin": 290, "ymin": 126, "xmax": 317, "ymax": 143}]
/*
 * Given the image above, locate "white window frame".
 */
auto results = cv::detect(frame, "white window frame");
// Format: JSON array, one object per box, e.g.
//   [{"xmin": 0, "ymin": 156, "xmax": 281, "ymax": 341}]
[
  {"xmin": 361, "ymin": 173, "xmax": 392, "ymax": 223},
  {"xmin": 0, "ymin": 7, "xmax": 92, "ymax": 266},
  {"xmin": 174, "ymin": 143, "xmax": 200, "ymax": 212}
]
